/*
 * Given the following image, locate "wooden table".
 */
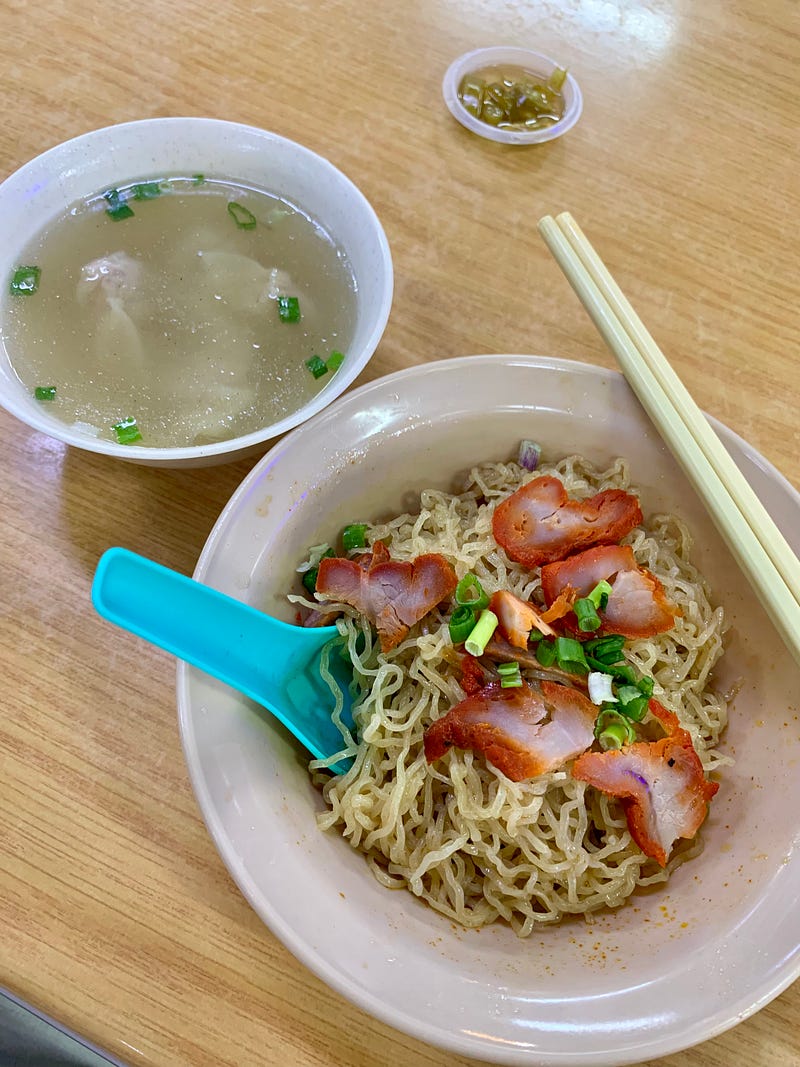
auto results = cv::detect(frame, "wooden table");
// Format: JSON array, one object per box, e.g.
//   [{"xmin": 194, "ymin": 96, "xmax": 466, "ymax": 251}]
[{"xmin": 1, "ymin": 1, "xmax": 798, "ymax": 1065}]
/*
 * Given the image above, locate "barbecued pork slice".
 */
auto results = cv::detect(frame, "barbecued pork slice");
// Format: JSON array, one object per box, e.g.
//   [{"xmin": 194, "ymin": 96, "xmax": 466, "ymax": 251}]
[
  {"xmin": 541, "ymin": 544, "xmax": 677, "ymax": 639},
  {"xmin": 424, "ymin": 679, "xmax": 597, "ymax": 781},
  {"xmin": 316, "ymin": 542, "xmax": 457, "ymax": 652},
  {"xmin": 572, "ymin": 700, "xmax": 718, "ymax": 866},
  {"xmin": 488, "ymin": 589, "xmax": 556, "ymax": 647},
  {"xmin": 492, "ymin": 475, "xmax": 642, "ymax": 568}
]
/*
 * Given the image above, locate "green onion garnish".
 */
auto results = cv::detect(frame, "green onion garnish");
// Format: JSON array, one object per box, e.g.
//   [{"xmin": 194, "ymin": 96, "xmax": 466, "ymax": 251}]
[
  {"xmin": 584, "ymin": 634, "xmax": 626, "ymax": 665},
  {"xmin": 107, "ymin": 204, "xmax": 135, "ymax": 220},
  {"xmin": 616, "ymin": 684, "xmax": 642, "ymax": 705},
  {"xmin": 192, "ymin": 173, "xmax": 206, "ymax": 184},
  {"xmin": 113, "ymin": 417, "xmax": 142, "ymax": 445},
  {"xmin": 588, "ymin": 671, "xmax": 615, "ymax": 705},
  {"xmin": 449, "ymin": 604, "xmax": 476, "ymax": 644},
  {"xmin": 227, "ymin": 201, "xmax": 257, "ymax": 230},
  {"xmin": 10, "ymin": 266, "xmax": 41, "ymax": 295},
  {"xmin": 518, "ymin": 439, "xmax": 541, "ymax": 472},
  {"xmin": 588, "ymin": 579, "xmax": 613, "ymax": 611},
  {"xmin": 536, "ymin": 638, "xmax": 557, "ymax": 667},
  {"xmin": 302, "ymin": 566, "xmax": 320, "ymax": 593},
  {"xmin": 132, "ymin": 181, "xmax": 163, "ymax": 200},
  {"xmin": 574, "ymin": 597, "xmax": 602, "ymax": 633},
  {"xmin": 301, "ymin": 547, "xmax": 335, "ymax": 592},
  {"xmin": 554, "ymin": 636, "xmax": 589, "ymax": 674},
  {"xmin": 496, "ymin": 661, "xmax": 518, "ymax": 676},
  {"xmin": 464, "ymin": 609, "xmax": 499, "ymax": 657},
  {"xmin": 595, "ymin": 708, "xmax": 636, "ymax": 750},
  {"xmin": 455, "ymin": 574, "xmax": 490, "ymax": 612},
  {"xmin": 605, "ymin": 663, "xmax": 639, "ymax": 687},
  {"xmin": 103, "ymin": 189, "xmax": 134, "ymax": 221},
  {"xmin": 616, "ymin": 686, "xmax": 649, "ymax": 722},
  {"xmin": 497, "ymin": 661, "xmax": 522, "ymax": 688},
  {"xmin": 34, "ymin": 385, "xmax": 56, "ymax": 401},
  {"xmin": 305, "ymin": 355, "xmax": 328, "ymax": 379},
  {"xmin": 638, "ymin": 676, "xmax": 655, "ymax": 698},
  {"xmin": 278, "ymin": 295, "xmax": 301, "ymax": 323},
  {"xmin": 326, "ymin": 350, "xmax": 345, "ymax": 372},
  {"xmin": 342, "ymin": 523, "xmax": 368, "ymax": 551}
]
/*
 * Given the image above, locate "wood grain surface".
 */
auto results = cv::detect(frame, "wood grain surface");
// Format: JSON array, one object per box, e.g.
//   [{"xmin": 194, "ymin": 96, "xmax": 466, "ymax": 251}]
[{"xmin": 1, "ymin": 1, "xmax": 799, "ymax": 1065}]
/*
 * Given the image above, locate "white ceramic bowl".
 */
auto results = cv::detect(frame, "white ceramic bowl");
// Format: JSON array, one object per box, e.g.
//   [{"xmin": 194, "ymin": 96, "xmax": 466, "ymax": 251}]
[
  {"xmin": 0, "ymin": 118, "xmax": 393, "ymax": 467},
  {"xmin": 178, "ymin": 355, "xmax": 800, "ymax": 1064},
  {"xmin": 443, "ymin": 47, "xmax": 583, "ymax": 145}
]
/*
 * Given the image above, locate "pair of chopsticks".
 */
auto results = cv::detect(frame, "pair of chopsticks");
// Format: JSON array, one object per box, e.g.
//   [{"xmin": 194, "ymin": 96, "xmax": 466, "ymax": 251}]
[{"xmin": 538, "ymin": 211, "xmax": 800, "ymax": 669}]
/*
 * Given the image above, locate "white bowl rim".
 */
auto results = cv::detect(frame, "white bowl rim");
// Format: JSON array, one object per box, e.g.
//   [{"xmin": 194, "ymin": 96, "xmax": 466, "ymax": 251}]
[
  {"xmin": 0, "ymin": 116, "xmax": 393, "ymax": 462},
  {"xmin": 442, "ymin": 47, "xmax": 583, "ymax": 145},
  {"xmin": 177, "ymin": 354, "xmax": 800, "ymax": 1064}
]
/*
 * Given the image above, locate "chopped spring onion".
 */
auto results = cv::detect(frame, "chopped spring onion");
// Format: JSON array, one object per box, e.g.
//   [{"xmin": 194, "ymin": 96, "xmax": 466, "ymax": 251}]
[
  {"xmin": 587, "ymin": 579, "xmax": 613, "ymax": 611},
  {"xmin": 300, "ymin": 547, "xmax": 335, "ymax": 593},
  {"xmin": 588, "ymin": 671, "xmax": 616, "ymax": 705},
  {"xmin": 554, "ymin": 635, "xmax": 589, "ymax": 674},
  {"xmin": 616, "ymin": 684, "xmax": 643, "ymax": 705},
  {"xmin": 595, "ymin": 708, "xmax": 636, "ymax": 750},
  {"xmin": 34, "ymin": 385, "xmax": 56, "ymax": 401},
  {"xmin": 497, "ymin": 661, "xmax": 522, "ymax": 688},
  {"xmin": 518, "ymin": 439, "xmax": 542, "ymax": 471},
  {"xmin": 455, "ymin": 574, "xmax": 489, "ymax": 612},
  {"xmin": 638, "ymin": 675, "xmax": 655, "ymax": 697},
  {"xmin": 192, "ymin": 174, "xmax": 206, "ymax": 184},
  {"xmin": 548, "ymin": 66, "xmax": 568, "ymax": 92},
  {"xmin": 449, "ymin": 604, "xmax": 476, "ymax": 645},
  {"xmin": 305, "ymin": 355, "xmax": 328, "ymax": 379},
  {"xmin": 278, "ymin": 295, "xmax": 301, "ymax": 322},
  {"xmin": 131, "ymin": 181, "xmax": 163, "ymax": 200},
  {"xmin": 103, "ymin": 189, "xmax": 134, "ymax": 221},
  {"xmin": 584, "ymin": 634, "xmax": 626, "ymax": 665},
  {"xmin": 464, "ymin": 609, "xmax": 499, "ymax": 657},
  {"xmin": 574, "ymin": 597, "xmax": 601, "ymax": 633},
  {"xmin": 342, "ymin": 523, "xmax": 368, "ymax": 551},
  {"xmin": 227, "ymin": 201, "xmax": 257, "ymax": 229},
  {"xmin": 302, "ymin": 566, "xmax": 320, "ymax": 594},
  {"xmin": 326, "ymin": 350, "xmax": 345, "ymax": 372},
  {"xmin": 616, "ymin": 686, "xmax": 649, "ymax": 722},
  {"xmin": 113, "ymin": 417, "xmax": 142, "ymax": 445},
  {"xmin": 536, "ymin": 638, "xmax": 557, "ymax": 667},
  {"xmin": 605, "ymin": 662, "xmax": 639, "ymax": 686},
  {"xmin": 10, "ymin": 265, "xmax": 41, "ymax": 295}
]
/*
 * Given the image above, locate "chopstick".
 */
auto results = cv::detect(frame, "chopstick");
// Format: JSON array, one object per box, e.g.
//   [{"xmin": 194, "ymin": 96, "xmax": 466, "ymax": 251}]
[{"xmin": 538, "ymin": 210, "xmax": 800, "ymax": 668}]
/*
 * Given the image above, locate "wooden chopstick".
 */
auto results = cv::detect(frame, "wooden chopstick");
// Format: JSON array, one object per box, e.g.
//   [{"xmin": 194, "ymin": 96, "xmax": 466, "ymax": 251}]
[{"xmin": 538, "ymin": 211, "xmax": 800, "ymax": 668}]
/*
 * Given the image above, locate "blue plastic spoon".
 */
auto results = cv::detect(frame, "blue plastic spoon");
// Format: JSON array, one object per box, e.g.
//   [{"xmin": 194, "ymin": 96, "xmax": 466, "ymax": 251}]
[{"xmin": 92, "ymin": 547, "xmax": 354, "ymax": 772}]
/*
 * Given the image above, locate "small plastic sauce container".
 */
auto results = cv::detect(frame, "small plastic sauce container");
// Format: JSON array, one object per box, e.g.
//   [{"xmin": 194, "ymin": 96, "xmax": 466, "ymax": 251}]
[{"xmin": 443, "ymin": 46, "xmax": 583, "ymax": 146}]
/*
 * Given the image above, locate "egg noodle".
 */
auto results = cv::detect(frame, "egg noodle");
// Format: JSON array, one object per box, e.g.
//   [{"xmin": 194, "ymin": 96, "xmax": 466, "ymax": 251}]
[{"xmin": 290, "ymin": 455, "xmax": 728, "ymax": 935}]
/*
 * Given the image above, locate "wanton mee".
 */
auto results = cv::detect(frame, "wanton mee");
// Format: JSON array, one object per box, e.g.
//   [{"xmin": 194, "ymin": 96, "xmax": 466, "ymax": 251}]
[{"xmin": 290, "ymin": 450, "xmax": 728, "ymax": 936}]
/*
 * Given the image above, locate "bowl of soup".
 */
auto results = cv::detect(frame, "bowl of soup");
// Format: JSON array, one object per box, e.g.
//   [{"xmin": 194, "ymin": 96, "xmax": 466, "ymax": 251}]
[{"xmin": 0, "ymin": 117, "xmax": 393, "ymax": 467}]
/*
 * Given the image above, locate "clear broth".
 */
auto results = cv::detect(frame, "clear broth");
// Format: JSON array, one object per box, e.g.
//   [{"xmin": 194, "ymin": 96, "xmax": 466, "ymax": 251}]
[{"xmin": 2, "ymin": 178, "xmax": 357, "ymax": 447}]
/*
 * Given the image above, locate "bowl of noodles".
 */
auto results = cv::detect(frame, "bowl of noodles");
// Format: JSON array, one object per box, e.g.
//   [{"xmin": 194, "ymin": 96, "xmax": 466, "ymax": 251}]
[{"xmin": 178, "ymin": 354, "xmax": 800, "ymax": 1064}]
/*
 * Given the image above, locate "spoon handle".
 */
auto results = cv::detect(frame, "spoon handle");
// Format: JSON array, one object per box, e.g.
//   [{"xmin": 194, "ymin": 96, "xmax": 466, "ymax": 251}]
[{"xmin": 91, "ymin": 546, "xmax": 337, "ymax": 724}]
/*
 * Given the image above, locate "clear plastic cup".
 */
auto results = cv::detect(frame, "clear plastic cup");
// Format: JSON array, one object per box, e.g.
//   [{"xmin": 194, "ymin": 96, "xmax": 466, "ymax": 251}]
[{"xmin": 442, "ymin": 46, "xmax": 583, "ymax": 146}]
